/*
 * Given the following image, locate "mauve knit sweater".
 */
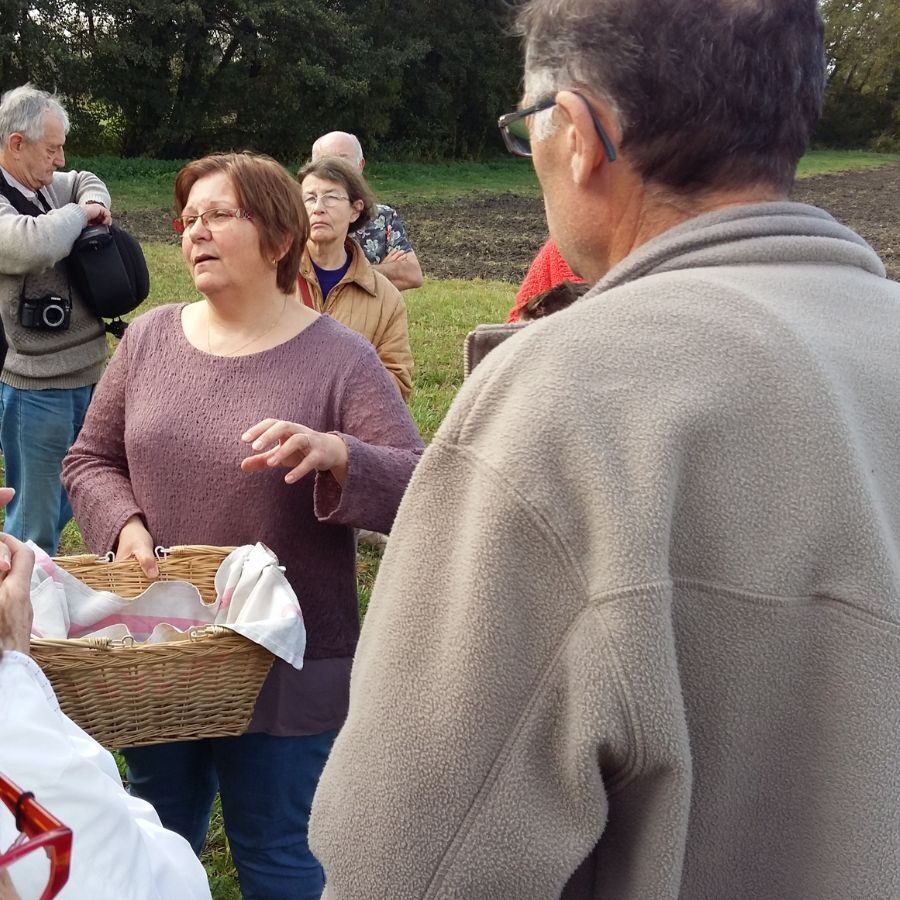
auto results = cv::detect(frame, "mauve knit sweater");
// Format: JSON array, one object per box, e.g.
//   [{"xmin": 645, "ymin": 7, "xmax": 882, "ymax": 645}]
[{"xmin": 62, "ymin": 304, "xmax": 424, "ymax": 734}]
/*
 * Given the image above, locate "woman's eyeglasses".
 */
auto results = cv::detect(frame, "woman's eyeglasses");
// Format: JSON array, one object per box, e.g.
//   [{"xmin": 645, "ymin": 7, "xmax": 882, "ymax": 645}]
[
  {"xmin": 173, "ymin": 207, "xmax": 253, "ymax": 234},
  {"xmin": 302, "ymin": 193, "xmax": 351, "ymax": 210},
  {"xmin": 0, "ymin": 775, "xmax": 72, "ymax": 900},
  {"xmin": 498, "ymin": 91, "xmax": 617, "ymax": 162}
]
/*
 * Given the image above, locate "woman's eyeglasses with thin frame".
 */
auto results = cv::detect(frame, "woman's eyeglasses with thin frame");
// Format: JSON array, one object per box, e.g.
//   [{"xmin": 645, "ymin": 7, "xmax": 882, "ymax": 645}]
[
  {"xmin": 497, "ymin": 92, "xmax": 617, "ymax": 162},
  {"xmin": 302, "ymin": 193, "xmax": 351, "ymax": 210},
  {"xmin": 0, "ymin": 774, "xmax": 72, "ymax": 900},
  {"xmin": 173, "ymin": 207, "xmax": 253, "ymax": 234}
]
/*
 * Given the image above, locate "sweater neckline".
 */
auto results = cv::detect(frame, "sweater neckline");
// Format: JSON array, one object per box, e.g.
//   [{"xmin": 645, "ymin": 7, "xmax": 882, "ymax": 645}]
[{"xmin": 172, "ymin": 302, "xmax": 327, "ymax": 360}]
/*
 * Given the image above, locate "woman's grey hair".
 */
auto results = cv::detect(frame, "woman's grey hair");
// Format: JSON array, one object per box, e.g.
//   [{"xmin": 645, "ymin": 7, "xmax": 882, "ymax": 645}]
[
  {"xmin": 516, "ymin": 0, "xmax": 825, "ymax": 193},
  {"xmin": 0, "ymin": 84, "xmax": 69, "ymax": 145},
  {"xmin": 297, "ymin": 156, "xmax": 377, "ymax": 233}
]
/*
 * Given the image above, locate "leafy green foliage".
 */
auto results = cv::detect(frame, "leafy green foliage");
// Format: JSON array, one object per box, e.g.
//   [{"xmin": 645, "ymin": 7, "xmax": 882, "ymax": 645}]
[
  {"xmin": 818, "ymin": 0, "xmax": 900, "ymax": 148},
  {"xmin": 1, "ymin": 0, "xmax": 522, "ymax": 159}
]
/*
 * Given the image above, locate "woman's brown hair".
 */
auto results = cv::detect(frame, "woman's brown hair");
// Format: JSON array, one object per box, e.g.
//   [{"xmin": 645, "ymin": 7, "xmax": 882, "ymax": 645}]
[
  {"xmin": 175, "ymin": 151, "xmax": 309, "ymax": 293},
  {"xmin": 297, "ymin": 156, "xmax": 377, "ymax": 233}
]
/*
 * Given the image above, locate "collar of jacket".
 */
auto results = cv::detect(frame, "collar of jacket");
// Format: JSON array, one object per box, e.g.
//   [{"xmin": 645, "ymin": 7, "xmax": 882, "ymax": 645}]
[{"xmin": 300, "ymin": 239, "xmax": 378, "ymax": 300}]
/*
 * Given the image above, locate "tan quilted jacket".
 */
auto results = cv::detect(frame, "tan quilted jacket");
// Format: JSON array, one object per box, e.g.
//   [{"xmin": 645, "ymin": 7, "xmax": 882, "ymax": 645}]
[{"xmin": 299, "ymin": 240, "xmax": 413, "ymax": 400}]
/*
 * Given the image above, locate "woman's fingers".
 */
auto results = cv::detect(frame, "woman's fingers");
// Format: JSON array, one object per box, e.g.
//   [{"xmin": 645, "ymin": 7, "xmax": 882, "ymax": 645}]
[
  {"xmin": 115, "ymin": 517, "xmax": 159, "ymax": 578},
  {"xmin": 240, "ymin": 424, "xmax": 345, "ymax": 483},
  {"xmin": 0, "ymin": 534, "xmax": 35, "ymax": 652},
  {"xmin": 241, "ymin": 418, "xmax": 280, "ymax": 446},
  {"xmin": 0, "ymin": 533, "xmax": 34, "ymax": 585},
  {"xmin": 240, "ymin": 421, "xmax": 313, "ymax": 470},
  {"xmin": 132, "ymin": 545, "xmax": 160, "ymax": 579}
]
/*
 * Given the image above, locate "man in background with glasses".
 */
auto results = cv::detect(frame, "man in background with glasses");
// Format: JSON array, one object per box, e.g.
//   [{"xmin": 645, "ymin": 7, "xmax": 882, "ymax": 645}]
[
  {"xmin": 310, "ymin": 1, "xmax": 900, "ymax": 898},
  {"xmin": 0, "ymin": 489, "xmax": 210, "ymax": 899}
]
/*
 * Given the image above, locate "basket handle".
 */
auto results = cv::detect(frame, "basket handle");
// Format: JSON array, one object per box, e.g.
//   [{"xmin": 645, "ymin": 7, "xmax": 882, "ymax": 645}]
[
  {"xmin": 97, "ymin": 546, "xmax": 173, "ymax": 564},
  {"xmin": 81, "ymin": 635, "xmax": 136, "ymax": 650},
  {"xmin": 187, "ymin": 624, "xmax": 230, "ymax": 641}
]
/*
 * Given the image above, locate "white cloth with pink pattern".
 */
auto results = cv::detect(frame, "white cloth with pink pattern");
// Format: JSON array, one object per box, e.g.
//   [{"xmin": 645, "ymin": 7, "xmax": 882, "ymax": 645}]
[{"xmin": 27, "ymin": 542, "xmax": 306, "ymax": 669}]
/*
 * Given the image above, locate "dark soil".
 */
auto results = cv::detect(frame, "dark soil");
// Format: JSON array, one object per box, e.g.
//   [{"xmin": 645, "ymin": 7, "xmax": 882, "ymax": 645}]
[{"xmin": 121, "ymin": 164, "xmax": 900, "ymax": 283}]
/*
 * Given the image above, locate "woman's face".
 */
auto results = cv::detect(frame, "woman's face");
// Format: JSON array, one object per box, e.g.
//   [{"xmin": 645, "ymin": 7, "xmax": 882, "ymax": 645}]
[
  {"xmin": 180, "ymin": 171, "xmax": 271, "ymax": 299},
  {"xmin": 301, "ymin": 175, "xmax": 364, "ymax": 248}
]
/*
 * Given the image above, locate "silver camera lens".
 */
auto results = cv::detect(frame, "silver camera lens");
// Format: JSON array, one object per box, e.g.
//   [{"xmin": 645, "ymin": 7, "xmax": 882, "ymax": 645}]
[{"xmin": 41, "ymin": 303, "xmax": 67, "ymax": 328}]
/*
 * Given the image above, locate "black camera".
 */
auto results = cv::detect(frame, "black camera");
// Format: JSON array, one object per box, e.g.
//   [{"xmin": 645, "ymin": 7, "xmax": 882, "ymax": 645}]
[
  {"xmin": 73, "ymin": 223, "xmax": 111, "ymax": 252},
  {"xmin": 20, "ymin": 294, "xmax": 72, "ymax": 330}
]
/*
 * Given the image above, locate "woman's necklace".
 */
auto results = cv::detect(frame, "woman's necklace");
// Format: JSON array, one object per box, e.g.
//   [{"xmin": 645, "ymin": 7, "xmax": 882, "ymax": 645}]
[{"xmin": 207, "ymin": 295, "xmax": 288, "ymax": 357}]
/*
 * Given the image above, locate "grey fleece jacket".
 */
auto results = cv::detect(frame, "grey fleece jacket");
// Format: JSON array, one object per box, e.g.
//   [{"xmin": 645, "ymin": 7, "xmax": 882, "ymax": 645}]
[
  {"xmin": 310, "ymin": 202, "xmax": 900, "ymax": 899},
  {"xmin": 0, "ymin": 168, "xmax": 110, "ymax": 389}
]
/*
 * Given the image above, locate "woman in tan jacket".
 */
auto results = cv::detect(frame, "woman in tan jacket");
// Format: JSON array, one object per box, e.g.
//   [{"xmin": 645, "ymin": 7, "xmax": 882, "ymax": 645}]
[{"xmin": 297, "ymin": 157, "xmax": 413, "ymax": 400}]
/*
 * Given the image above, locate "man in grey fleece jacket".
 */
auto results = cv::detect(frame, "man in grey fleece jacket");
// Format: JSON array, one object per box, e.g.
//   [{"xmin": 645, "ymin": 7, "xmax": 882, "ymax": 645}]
[
  {"xmin": 0, "ymin": 84, "xmax": 111, "ymax": 554},
  {"xmin": 310, "ymin": 2, "xmax": 900, "ymax": 898}
]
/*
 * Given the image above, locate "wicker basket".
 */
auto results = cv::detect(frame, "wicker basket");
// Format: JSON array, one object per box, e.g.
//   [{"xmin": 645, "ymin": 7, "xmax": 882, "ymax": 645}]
[{"xmin": 30, "ymin": 545, "xmax": 275, "ymax": 749}]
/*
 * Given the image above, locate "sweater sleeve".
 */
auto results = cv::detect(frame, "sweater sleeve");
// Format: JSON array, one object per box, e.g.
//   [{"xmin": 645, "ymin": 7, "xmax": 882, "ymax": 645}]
[
  {"xmin": 314, "ymin": 344, "xmax": 424, "ymax": 533},
  {"xmin": 61, "ymin": 327, "xmax": 143, "ymax": 553},
  {"xmin": 0, "ymin": 653, "xmax": 211, "ymax": 900},
  {"xmin": 0, "ymin": 194, "xmax": 87, "ymax": 275},
  {"xmin": 67, "ymin": 169, "xmax": 112, "ymax": 208}
]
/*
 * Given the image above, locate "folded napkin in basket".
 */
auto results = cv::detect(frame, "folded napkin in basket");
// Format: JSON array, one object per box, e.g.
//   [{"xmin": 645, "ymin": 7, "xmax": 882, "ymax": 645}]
[{"xmin": 28, "ymin": 543, "xmax": 306, "ymax": 669}]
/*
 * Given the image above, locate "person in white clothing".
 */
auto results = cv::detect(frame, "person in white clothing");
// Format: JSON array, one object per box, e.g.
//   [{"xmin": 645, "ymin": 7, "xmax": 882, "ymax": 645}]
[{"xmin": 0, "ymin": 488, "xmax": 211, "ymax": 900}]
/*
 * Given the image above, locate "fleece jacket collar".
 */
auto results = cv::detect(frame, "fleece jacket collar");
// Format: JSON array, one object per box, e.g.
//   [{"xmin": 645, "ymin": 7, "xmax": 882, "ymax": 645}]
[{"xmin": 593, "ymin": 201, "xmax": 886, "ymax": 298}]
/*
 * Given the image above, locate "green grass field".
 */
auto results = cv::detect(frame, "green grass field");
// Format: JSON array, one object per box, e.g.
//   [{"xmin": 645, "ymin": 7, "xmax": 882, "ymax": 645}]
[
  {"xmin": 44, "ymin": 149, "xmax": 900, "ymax": 895},
  {"xmin": 67, "ymin": 149, "xmax": 900, "ymax": 211}
]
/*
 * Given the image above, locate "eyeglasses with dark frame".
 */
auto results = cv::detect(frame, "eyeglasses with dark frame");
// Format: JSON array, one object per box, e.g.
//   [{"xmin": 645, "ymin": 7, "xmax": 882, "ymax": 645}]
[
  {"xmin": 0, "ymin": 774, "xmax": 72, "ymax": 900},
  {"xmin": 498, "ymin": 92, "xmax": 617, "ymax": 162},
  {"xmin": 173, "ymin": 207, "xmax": 254, "ymax": 234}
]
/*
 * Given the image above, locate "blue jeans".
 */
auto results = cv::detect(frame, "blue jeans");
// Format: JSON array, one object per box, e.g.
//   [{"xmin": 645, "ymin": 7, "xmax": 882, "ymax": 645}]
[
  {"xmin": 0, "ymin": 383, "xmax": 93, "ymax": 554},
  {"xmin": 123, "ymin": 730, "xmax": 338, "ymax": 900}
]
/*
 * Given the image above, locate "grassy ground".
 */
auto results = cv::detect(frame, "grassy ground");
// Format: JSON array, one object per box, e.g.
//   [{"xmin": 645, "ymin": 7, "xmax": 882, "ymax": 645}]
[{"xmin": 67, "ymin": 150, "xmax": 900, "ymax": 211}]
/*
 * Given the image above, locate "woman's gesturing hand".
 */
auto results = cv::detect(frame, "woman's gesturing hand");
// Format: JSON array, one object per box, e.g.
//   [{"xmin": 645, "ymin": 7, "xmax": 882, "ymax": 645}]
[
  {"xmin": 115, "ymin": 515, "xmax": 159, "ymax": 578},
  {"xmin": 241, "ymin": 419, "xmax": 349, "ymax": 486}
]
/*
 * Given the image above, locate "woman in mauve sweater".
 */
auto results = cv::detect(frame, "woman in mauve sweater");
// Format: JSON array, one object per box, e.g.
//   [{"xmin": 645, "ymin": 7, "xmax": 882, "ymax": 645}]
[{"xmin": 61, "ymin": 152, "xmax": 424, "ymax": 900}]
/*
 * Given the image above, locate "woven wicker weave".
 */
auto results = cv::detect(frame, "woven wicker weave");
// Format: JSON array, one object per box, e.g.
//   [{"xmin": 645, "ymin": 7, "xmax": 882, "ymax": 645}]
[{"xmin": 31, "ymin": 545, "xmax": 275, "ymax": 749}]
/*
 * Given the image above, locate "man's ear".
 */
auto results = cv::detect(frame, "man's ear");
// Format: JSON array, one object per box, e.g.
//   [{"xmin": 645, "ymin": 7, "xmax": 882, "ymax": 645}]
[
  {"xmin": 7, "ymin": 132, "xmax": 24, "ymax": 154},
  {"xmin": 555, "ymin": 91, "xmax": 619, "ymax": 186}
]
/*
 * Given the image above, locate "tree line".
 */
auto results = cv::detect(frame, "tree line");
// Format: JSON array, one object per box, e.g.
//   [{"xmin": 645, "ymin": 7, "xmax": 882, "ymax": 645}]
[{"xmin": 0, "ymin": 0, "xmax": 897, "ymax": 160}]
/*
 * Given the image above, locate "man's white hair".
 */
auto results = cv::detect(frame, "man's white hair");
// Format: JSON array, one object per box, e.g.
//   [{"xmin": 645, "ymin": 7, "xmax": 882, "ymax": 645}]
[
  {"xmin": 311, "ymin": 131, "xmax": 364, "ymax": 165},
  {"xmin": 0, "ymin": 83, "xmax": 69, "ymax": 145}
]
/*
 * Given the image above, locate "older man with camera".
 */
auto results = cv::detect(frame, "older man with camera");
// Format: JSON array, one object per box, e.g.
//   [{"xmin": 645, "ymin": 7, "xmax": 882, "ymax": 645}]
[
  {"xmin": 0, "ymin": 84, "xmax": 111, "ymax": 555},
  {"xmin": 310, "ymin": 1, "xmax": 900, "ymax": 898}
]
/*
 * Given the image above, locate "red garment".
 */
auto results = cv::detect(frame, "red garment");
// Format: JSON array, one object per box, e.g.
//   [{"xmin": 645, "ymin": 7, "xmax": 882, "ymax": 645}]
[{"xmin": 507, "ymin": 239, "xmax": 584, "ymax": 322}]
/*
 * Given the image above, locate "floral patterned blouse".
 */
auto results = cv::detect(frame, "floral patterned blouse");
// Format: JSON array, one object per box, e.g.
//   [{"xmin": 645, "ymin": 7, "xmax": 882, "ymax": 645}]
[{"xmin": 352, "ymin": 203, "xmax": 413, "ymax": 264}]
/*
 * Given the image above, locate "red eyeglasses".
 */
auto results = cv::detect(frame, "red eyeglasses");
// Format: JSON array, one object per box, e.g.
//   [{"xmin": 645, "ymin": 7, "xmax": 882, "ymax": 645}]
[{"xmin": 0, "ymin": 774, "xmax": 72, "ymax": 900}]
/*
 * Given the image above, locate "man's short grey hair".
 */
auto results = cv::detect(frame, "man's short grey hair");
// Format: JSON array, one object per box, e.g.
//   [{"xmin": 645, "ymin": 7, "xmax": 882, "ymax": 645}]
[
  {"xmin": 516, "ymin": 0, "xmax": 825, "ymax": 193},
  {"xmin": 0, "ymin": 84, "xmax": 69, "ymax": 145}
]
